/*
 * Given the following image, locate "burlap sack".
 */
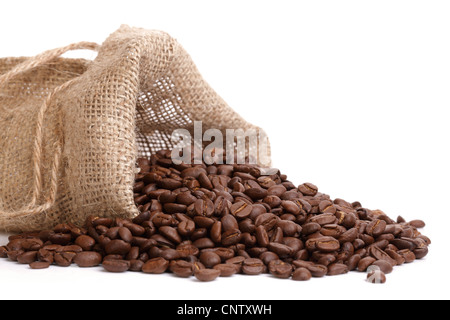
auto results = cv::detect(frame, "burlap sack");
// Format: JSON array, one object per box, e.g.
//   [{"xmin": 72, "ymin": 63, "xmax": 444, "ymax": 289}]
[{"xmin": 0, "ymin": 25, "xmax": 269, "ymax": 232}]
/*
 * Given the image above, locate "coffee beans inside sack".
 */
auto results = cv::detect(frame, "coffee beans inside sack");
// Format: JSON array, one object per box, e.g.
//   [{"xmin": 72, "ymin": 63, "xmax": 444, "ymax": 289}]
[{"xmin": 0, "ymin": 150, "xmax": 430, "ymax": 283}]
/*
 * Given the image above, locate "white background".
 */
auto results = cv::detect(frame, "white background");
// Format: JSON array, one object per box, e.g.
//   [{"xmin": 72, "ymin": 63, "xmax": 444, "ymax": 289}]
[{"xmin": 1, "ymin": 0, "xmax": 449, "ymax": 300}]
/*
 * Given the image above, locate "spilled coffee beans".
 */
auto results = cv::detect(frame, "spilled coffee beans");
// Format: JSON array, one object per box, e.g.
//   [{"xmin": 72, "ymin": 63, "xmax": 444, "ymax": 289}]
[{"xmin": 0, "ymin": 149, "xmax": 431, "ymax": 284}]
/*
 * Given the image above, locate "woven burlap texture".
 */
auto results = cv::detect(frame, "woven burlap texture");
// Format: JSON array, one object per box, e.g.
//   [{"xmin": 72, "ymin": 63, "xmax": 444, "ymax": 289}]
[{"xmin": 0, "ymin": 25, "xmax": 267, "ymax": 232}]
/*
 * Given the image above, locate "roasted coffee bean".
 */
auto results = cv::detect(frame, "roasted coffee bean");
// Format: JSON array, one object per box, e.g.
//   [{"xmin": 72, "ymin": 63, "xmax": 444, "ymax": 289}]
[
  {"xmin": 298, "ymin": 183, "xmax": 318, "ymax": 196},
  {"xmin": 193, "ymin": 237, "xmax": 215, "ymax": 249},
  {"xmin": 142, "ymin": 257, "xmax": 170, "ymax": 274},
  {"xmin": 57, "ymin": 245, "xmax": 82, "ymax": 253},
  {"xmin": 170, "ymin": 260, "xmax": 194, "ymax": 278},
  {"xmin": 255, "ymin": 225, "xmax": 269, "ymax": 247},
  {"xmin": 242, "ymin": 258, "xmax": 265, "ymax": 275},
  {"xmin": 268, "ymin": 242, "xmax": 292, "ymax": 258},
  {"xmin": 409, "ymin": 220, "xmax": 426, "ymax": 228},
  {"xmin": 221, "ymin": 230, "xmax": 242, "ymax": 246},
  {"xmin": 29, "ymin": 261, "xmax": 51, "ymax": 269},
  {"xmin": 102, "ymin": 260, "xmax": 131, "ymax": 272},
  {"xmin": 199, "ymin": 251, "xmax": 221, "ymax": 268},
  {"xmin": 21, "ymin": 239, "xmax": 43, "ymax": 251},
  {"xmin": 158, "ymin": 226, "xmax": 182, "ymax": 244},
  {"xmin": 319, "ymin": 200, "xmax": 336, "ymax": 214},
  {"xmin": 315, "ymin": 237, "xmax": 341, "ymax": 253},
  {"xmin": 268, "ymin": 260, "xmax": 292, "ymax": 279},
  {"xmin": 48, "ymin": 233, "xmax": 72, "ymax": 246},
  {"xmin": 327, "ymin": 263, "xmax": 348, "ymax": 276},
  {"xmin": 346, "ymin": 254, "xmax": 362, "ymax": 271},
  {"xmin": 302, "ymin": 222, "xmax": 321, "ymax": 235},
  {"xmin": 129, "ymin": 260, "xmax": 145, "ymax": 272},
  {"xmin": 369, "ymin": 246, "xmax": 397, "ymax": 266},
  {"xmin": 105, "ymin": 240, "xmax": 131, "ymax": 255},
  {"xmin": 213, "ymin": 264, "xmax": 238, "ymax": 277},
  {"xmin": 17, "ymin": 251, "xmax": 38, "ymax": 264},
  {"xmin": 74, "ymin": 235, "xmax": 96, "ymax": 251},
  {"xmin": 292, "ymin": 267, "xmax": 312, "ymax": 281},
  {"xmin": 230, "ymin": 201, "xmax": 253, "ymax": 219},
  {"xmin": 225, "ymin": 256, "xmax": 245, "ymax": 273},
  {"xmin": 74, "ymin": 252, "xmax": 102, "ymax": 267},
  {"xmin": 255, "ymin": 213, "xmax": 278, "ymax": 232},
  {"xmin": 309, "ymin": 213, "xmax": 336, "ymax": 226},
  {"xmin": 37, "ymin": 249, "xmax": 54, "ymax": 264},
  {"xmin": 398, "ymin": 249, "xmax": 416, "ymax": 263},
  {"xmin": 194, "ymin": 268, "xmax": 221, "ymax": 282},
  {"xmin": 358, "ymin": 256, "xmax": 376, "ymax": 272},
  {"xmin": 366, "ymin": 219, "xmax": 387, "ymax": 237},
  {"xmin": 307, "ymin": 264, "xmax": 328, "ymax": 278},
  {"xmin": 177, "ymin": 220, "xmax": 195, "ymax": 237}
]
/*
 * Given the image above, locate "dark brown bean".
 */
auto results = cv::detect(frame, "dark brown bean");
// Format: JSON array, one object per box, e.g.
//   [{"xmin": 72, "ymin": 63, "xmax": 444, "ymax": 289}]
[
  {"xmin": 29, "ymin": 261, "xmax": 51, "ymax": 269},
  {"xmin": 268, "ymin": 260, "xmax": 292, "ymax": 279},
  {"xmin": 213, "ymin": 264, "xmax": 238, "ymax": 277},
  {"xmin": 292, "ymin": 267, "xmax": 312, "ymax": 281},
  {"xmin": 242, "ymin": 258, "xmax": 265, "ymax": 275},
  {"xmin": 194, "ymin": 268, "xmax": 221, "ymax": 282},
  {"xmin": 142, "ymin": 257, "xmax": 170, "ymax": 274},
  {"xmin": 74, "ymin": 252, "xmax": 102, "ymax": 267},
  {"xmin": 102, "ymin": 260, "xmax": 131, "ymax": 272}
]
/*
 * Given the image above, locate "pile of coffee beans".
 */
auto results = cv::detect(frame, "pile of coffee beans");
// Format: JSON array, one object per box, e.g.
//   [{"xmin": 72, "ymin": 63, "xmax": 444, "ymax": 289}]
[{"xmin": 0, "ymin": 150, "xmax": 430, "ymax": 283}]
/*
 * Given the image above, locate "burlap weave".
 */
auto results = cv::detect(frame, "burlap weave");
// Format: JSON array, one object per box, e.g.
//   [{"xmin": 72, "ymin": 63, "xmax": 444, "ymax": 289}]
[{"xmin": 0, "ymin": 25, "xmax": 268, "ymax": 232}]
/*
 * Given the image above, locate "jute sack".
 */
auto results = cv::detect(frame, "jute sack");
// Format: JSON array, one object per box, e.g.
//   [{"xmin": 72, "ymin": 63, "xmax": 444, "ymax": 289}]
[{"xmin": 0, "ymin": 25, "xmax": 269, "ymax": 232}]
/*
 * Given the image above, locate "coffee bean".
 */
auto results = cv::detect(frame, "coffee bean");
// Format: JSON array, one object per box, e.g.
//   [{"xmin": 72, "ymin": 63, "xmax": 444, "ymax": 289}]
[
  {"xmin": 327, "ymin": 263, "xmax": 348, "ymax": 276},
  {"xmin": 194, "ymin": 268, "xmax": 221, "ymax": 282},
  {"xmin": 102, "ymin": 260, "xmax": 131, "ymax": 272},
  {"xmin": 315, "ymin": 237, "xmax": 341, "ymax": 253},
  {"xmin": 177, "ymin": 219, "xmax": 195, "ymax": 237},
  {"xmin": 29, "ymin": 261, "xmax": 51, "ymax": 269},
  {"xmin": 105, "ymin": 239, "xmax": 131, "ymax": 255},
  {"xmin": 346, "ymin": 254, "xmax": 362, "ymax": 271},
  {"xmin": 74, "ymin": 252, "xmax": 102, "ymax": 267},
  {"xmin": 357, "ymin": 256, "xmax": 376, "ymax": 272},
  {"xmin": 255, "ymin": 225, "xmax": 269, "ymax": 247},
  {"xmin": 221, "ymin": 229, "xmax": 242, "ymax": 246},
  {"xmin": 298, "ymin": 183, "xmax": 318, "ymax": 196},
  {"xmin": 307, "ymin": 264, "xmax": 328, "ymax": 278},
  {"xmin": 268, "ymin": 260, "xmax": 292, "ymax": 279},
  {"xmin": 255, "ymin": 213, "xmax": 278, "ymax": 232},
  {"xmin": 398, "ymin": 249, "xmax": 416, "ymax": 263},
  {"xmin": 54, "ymin": 252, "xmax": 77, "ymax": 267},
  {"xmin": 230, "ymin": 201, "xmax": 253, "ymax": 219},
  {"xmin": 169, "ymin": 260, "xmax": 194, "ymax": 278},
  {"xmin": 48, "ymin": 233, "xmax": 72, "ymax": 246},
  {"xmin": 17, "ymin": 251, "xmax": 38, "ymax": 264},
  {"xmin": 366, "ymin": 219, "xmax": 387, "ymax": 237},
  {"xmin": 158, "ymin": 226, "xmax": 182, "ymax": 244},
  {"xmin": 199, "ymin": 251, "xmax": 221, "ymax": 268},
  {"xmin": 292, "ymin": 267, "xmax": 312, "ymax": 281},
  {"xmin": 369, "ymin": 246, "xmax": 397, "ymax": 266},
  {"xmin": 244, "ymin": 188, "xmax": 268, "ymax": 201},
  {"xmin": 142, "ymin": 257, "xmax": 169, "ymax": 274},
  {"xmin": 309, "ymin": 213, "xmax": 337, "ymax": 226},
  {"xmin": 409, "ymin": 220, "xmax": 426, "ymax": 228},
  {"xmin": 242, "ymin": 258, "xmax": 265, "ymax": 275},
  {"xmin": 213, "ymin": 264, "xmax": 238, "ymax": 277}
]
